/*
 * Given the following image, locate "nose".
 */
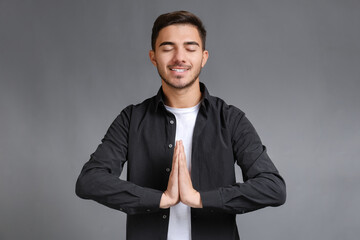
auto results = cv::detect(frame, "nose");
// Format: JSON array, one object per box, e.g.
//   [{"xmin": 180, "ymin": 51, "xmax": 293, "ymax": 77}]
[{"xmin": 172, "ymin": 48, "xmax": 186, "ymax": 64}]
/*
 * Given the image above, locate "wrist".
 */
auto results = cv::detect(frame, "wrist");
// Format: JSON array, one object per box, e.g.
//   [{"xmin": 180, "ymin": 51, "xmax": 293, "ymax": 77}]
[
  {"xmin": 192, "ymin": 191, "xmax": 203, "ymax": 208},
  {"xmin": 160, "ymin": 192, "xmax": 178, "ymax": 209},
  {"xmin": 160, "ymin": 193, "xmax": 170, "ymax": 209},
  {"xmin": 181, "ymin": 190, "xmax": 203, "ymax": 208}
]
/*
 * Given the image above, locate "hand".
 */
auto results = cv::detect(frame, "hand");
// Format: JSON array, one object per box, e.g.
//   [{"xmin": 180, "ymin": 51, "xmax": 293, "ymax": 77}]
[
  {"xmin": 178, "ymin": 141, "xmax": 203, "ymax": 208},
  {"xmin": 160, "ymin": 141, "xmax": 180, "ymax": 208}
]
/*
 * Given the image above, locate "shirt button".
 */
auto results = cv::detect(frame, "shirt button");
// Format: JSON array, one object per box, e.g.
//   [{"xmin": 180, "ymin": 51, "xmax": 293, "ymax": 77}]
[
  {"xmin": 168, "ymin": 144, "xmax": 173, "ymax": 148},
  {"xmin": 166, "ymin": 168, "xmax": 170, "ymax": 173},
  {"xmin": 163, "ymin": 215, "xmax": 167, "ymax": 219},
  {"xmin": 170, "ymin": 119, "xmax": 174, "ymax": 124},
  {"xmin": 146, "ymin": 209, "xmax": 151, "ymax": 212}
]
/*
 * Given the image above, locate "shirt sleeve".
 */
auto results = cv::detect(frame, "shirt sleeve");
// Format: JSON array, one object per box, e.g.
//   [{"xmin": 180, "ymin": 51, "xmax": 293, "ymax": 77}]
[
  {"xmin": 200, "ymin": 111, "xmax": 286, "ymax": 214},
  {"xmin": 75, "ymin": 106, "xmax": 163, "ymax": 215}
]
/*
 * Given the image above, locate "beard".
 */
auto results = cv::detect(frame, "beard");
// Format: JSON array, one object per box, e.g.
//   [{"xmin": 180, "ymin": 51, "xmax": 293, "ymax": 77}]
[{"xmin": 157, "ymin": 66, "xmax": 202, "ymax": 90}]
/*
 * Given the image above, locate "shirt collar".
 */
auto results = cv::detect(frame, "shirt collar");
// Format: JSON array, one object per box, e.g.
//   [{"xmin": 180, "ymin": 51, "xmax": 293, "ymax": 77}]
[{"xmin": 154, "ymin": 82, "xmax": 210, "ymax": 112}]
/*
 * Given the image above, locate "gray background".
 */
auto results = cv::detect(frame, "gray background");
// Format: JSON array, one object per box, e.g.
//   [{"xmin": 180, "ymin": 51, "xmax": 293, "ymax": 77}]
[{"xmin": 1, "ymin": 0, "xmax": 359, "ymax": 239}]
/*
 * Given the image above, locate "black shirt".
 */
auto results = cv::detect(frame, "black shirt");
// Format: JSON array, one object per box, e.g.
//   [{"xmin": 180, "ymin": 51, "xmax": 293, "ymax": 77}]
[{"xmin": 76, "ymin": 82, "xmax": 286, "ymax": 240}]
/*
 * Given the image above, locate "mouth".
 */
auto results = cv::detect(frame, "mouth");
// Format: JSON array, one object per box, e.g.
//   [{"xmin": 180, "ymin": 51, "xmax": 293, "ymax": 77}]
[{"xmin": 169, "ymin": 66, "xmax": 191, "ymax": 73}]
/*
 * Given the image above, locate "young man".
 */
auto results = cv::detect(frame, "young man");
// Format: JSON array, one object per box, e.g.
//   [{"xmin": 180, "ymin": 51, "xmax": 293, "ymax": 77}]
[{"xmin": 76, "ymin": 11, "xmax": 286, "ymax": 240}]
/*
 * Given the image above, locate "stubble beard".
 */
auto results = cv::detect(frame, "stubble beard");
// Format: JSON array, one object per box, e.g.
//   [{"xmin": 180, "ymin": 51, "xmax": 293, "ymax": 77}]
[{"xmin": 158, "ymin": 67, "xmax": 202, "ymax": 90}]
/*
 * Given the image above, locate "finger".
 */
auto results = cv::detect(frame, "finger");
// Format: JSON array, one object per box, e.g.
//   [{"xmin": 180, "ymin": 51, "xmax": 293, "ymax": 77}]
[
  {"xmin": 177, "ymin": 140, "xmax": 181, "ymax": 154},
  {"xmin": 174, "ymin": 141, "xmax": 178, "ymax": 153},
  {"xmin": 179, "ymin": 141, "xmax": 187, "ymax": 166},
  {"xmin": 180, "ymin": 141, "xmax": 185, "ymax": 157},
  {"xmin": 179, "ymin": 148, "xmax": 187, "ymax": 170},
  {"xmin": 173, "ymin": 149, "xmax": 179, "ymax": 173},
  {"xmin": 172, "ymin": 141, "xmax": 181, "ymax": 172},
  {"xmin": 172, "ymin": 141, "xmax": 178, "ymax": 164},
  {"xmin": 179, "ymin": 140, "xmax": 183, "ymax": 152}
]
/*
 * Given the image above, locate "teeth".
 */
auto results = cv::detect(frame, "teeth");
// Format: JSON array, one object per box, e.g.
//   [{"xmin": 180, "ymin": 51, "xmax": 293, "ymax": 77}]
[{"xmin": 171, "ymin": 68, "xmax": 187, "ymax": 72}]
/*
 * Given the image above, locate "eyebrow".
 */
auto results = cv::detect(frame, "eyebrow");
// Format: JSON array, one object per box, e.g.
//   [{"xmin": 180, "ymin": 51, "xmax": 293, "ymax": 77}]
[
  {"xmin": 159, "ymin": 42, "xmax": 175, "ymax": 47},
  {"xmin": 159, "ymin": 41, "xmax": 200, "ymax": 47},
  {"xmin": 184, "ymin": 41, "xmax": 200, "ymax": 47}
]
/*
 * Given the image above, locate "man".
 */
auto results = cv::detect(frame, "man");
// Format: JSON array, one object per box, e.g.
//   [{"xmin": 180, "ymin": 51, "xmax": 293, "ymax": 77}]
[{"xmin": 76, "ymin": 11, "xmax": 286, "ymax": 240}]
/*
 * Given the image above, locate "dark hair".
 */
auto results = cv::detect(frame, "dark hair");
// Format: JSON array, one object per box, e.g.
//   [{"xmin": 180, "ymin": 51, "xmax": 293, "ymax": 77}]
[{"xmin": 151, "ymin": 11, "xmax": 207, "ymax": 51}]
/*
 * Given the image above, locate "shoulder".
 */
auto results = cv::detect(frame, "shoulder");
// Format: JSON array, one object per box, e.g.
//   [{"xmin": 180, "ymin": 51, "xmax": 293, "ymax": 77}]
[
  {"xmin": 207, "ymin": 94, "xmax": 254, "ymax": 139},
  {"xmin": 208, "ymin": 95, "xmax": 245, "ymax": 120},
  {"xmin": 116, "ymin": 95, "xmax": 158, "ymax": 122}
]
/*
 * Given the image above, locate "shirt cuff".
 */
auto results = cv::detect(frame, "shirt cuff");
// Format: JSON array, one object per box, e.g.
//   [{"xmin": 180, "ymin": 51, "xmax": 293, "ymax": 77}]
[
  {"xmin": 200, "ymin": 189, "xmax": 223, "ymax": 209},
  {"xmin": 139, "ymin": 187, "xmax": 163, "ymax": 211}
]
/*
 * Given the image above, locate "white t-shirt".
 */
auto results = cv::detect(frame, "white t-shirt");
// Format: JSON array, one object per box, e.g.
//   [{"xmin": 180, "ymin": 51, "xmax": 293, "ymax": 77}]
[{"xmin": 165, "ymin": 102, "xmax": 201, "ymax": 240}]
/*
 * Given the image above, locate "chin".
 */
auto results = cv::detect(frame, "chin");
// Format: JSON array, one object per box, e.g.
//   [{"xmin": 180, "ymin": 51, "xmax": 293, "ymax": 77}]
[{"xmin": 163, "ymin": 77, "xmax": 197, "ymax": 90}]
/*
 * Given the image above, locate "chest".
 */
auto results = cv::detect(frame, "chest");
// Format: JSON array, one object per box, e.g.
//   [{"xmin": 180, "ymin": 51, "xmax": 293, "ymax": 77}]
[{"xmin": 126, "ymin": 110, "xmax": 236, "ymax": 190}]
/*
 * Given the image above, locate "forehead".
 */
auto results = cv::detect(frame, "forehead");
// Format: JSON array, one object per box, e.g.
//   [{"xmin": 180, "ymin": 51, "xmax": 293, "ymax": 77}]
[{"xmin": 156, "ymin": 24, "xmax": 202, "ymax": 46}]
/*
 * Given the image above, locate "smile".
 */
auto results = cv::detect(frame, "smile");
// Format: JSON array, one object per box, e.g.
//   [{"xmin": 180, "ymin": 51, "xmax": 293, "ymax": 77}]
[
  {"xmin": 169, "ymin": 67, "xmax": 190, "ymax": 73},
  {"xmin": 171, "ymin": 69, "xmax": 187, "ymax": 72}
]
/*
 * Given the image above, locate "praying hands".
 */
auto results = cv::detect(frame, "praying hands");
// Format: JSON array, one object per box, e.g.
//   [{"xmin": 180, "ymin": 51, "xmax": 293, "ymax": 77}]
[{"xmin": 160, "ymin": 140, "xmax": 203, "ymax": 209}]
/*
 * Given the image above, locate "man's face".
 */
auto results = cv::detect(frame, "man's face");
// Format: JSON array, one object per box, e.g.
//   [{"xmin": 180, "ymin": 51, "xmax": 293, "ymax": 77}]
[{"xmin": 149, "ymin": 24, "xmax": 209, "ymax": 90}]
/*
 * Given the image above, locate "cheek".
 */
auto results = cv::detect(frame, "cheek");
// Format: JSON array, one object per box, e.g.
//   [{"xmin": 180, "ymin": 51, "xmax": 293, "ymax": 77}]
[
  {"xmin": 195, "ymin": 55, "xmax": 204, "ymax": 67},
  {"xmin": 156, "ymin": 56, "xmax": 171, "ymax": 68}
]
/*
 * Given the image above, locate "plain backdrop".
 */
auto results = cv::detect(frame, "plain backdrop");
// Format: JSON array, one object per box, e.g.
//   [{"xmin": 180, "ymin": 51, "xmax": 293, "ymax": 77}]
[{"xmin": 1, "ymin": 0, "xmax": 359, "ymax": 239}]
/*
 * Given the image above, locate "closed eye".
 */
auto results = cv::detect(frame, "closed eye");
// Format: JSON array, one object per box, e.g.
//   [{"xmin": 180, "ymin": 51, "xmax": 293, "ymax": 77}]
[
  {"xmin": 185, "ymin": 42, "xmax": 199, "ymax": 52},
  {"xmin": 162, "ymin": 48, "xmax": 173, "ymax": 52},
  {"xmin": 159, "ymin": 42, "xmax": 175, "ymax": 52},
  {"xmin": 186, "ymin": 48, "xmax": 197, "ymax": 52}
]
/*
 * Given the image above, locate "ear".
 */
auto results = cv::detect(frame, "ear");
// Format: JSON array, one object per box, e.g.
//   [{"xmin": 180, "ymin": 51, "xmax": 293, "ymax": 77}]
[
  {"xmin": 149, "ymin": 50, "xmax": 157, "ymax": 66},
  {"xmin": 201, "ymin": 50, "xmax": 209, "ymax": 68}
]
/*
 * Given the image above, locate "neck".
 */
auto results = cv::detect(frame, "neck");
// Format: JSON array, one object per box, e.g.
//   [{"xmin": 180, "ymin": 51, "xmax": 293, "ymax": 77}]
[{"xmin": 162, "ymin": 80, "xmax": 202, "ymax": 108}]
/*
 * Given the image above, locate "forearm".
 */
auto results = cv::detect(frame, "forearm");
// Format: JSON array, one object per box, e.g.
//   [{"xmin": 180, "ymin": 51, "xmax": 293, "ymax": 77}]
[
  {"xmin": 76, "ymin": 161, "xmax": 163, "ymax": 215},
  {"xmin": 200, "ymin": 172, "xmax": 286, "ymax": 214}
]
